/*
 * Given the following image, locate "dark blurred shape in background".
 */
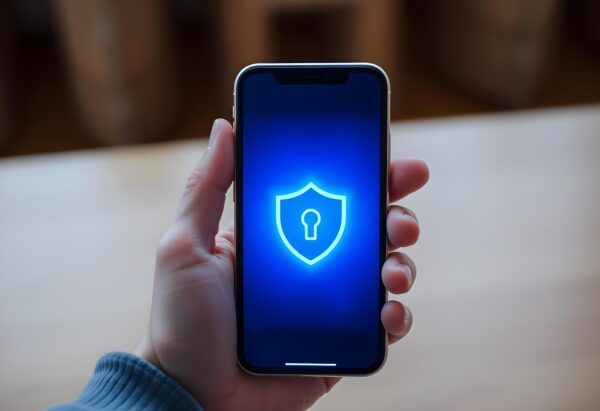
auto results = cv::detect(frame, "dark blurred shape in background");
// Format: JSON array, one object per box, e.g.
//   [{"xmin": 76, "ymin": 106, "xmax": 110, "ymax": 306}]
[
  {"xmin": 0, "ymin": 0, "xmax": 599, "ymax": 156},
  {"xmin": 411, "ymin": 0, "xmax": 561, "ymax": 107},
  {"xmin": 0, "ymin": 0, "xmax": 16, "ymax": 146},
  {"xmin": 53, "ymin": 0, "xmax": 177, "ymax": 145}
]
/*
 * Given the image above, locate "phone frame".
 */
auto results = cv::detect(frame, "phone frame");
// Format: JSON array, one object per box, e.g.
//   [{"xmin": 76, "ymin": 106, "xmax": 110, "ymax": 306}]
[{"xmin": 233, "ymin": 63, "xmax": 390, "ymax": 376}]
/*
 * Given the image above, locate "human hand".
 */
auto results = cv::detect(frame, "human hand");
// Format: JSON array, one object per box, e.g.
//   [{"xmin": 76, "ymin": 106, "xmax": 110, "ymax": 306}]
[{"xmin": 135, "ymin": 119, "xmax": 429, "ymax": 411}]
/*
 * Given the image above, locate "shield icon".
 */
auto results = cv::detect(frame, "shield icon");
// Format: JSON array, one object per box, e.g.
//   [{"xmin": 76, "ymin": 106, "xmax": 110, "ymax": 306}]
[{"xmin": 276, "ymin": 182, "xmax": 347, "ymax": 265}]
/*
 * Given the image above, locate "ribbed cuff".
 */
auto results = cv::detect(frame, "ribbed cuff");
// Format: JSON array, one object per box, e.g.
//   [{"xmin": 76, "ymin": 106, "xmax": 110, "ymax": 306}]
[{"xmin": 48, "ymin": 352, "xmax": 203, "ymax": 411}]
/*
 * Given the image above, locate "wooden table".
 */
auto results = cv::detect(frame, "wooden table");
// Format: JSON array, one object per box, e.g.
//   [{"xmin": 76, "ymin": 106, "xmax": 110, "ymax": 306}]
[{"xmin": 1, "ymin": 106, "xmax": 600, "ymax": 411}]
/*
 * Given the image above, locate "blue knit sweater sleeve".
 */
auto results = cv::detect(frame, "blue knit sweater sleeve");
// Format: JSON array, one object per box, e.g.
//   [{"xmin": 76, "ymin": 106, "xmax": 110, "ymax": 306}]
[{"xmin": 47, "ymin": 352, "xmax": 203, "ymax": 411}]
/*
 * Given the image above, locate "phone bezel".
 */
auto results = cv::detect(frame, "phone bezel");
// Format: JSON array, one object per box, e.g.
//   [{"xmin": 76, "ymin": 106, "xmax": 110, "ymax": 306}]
[{"xmin": 233, "ymin": 63, "xmax": 390, "ymax": 376}]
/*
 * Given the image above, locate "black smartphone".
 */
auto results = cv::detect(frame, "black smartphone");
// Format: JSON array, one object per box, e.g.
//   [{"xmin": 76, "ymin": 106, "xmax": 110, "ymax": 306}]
[{"xmin": 234, "ymin": 63, "xmax": 389, "ymax": 375}]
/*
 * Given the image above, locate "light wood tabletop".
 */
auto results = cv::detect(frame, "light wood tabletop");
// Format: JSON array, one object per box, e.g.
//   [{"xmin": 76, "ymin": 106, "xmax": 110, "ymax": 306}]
[{"xmin": 1, "ymin": 106, "xmax": 600, "ymax": 411}]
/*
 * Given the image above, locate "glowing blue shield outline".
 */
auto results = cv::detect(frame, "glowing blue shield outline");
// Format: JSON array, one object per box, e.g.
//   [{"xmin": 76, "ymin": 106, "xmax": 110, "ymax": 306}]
[{"xmin": 275, "ymin": 182, "xmax": 346, "ymax": 265}]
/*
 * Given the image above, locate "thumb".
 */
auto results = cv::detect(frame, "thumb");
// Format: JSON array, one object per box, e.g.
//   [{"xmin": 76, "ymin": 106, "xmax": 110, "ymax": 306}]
[{"xmin": 174, "ymin": 119, "xmax": 234, "ymax": 253}]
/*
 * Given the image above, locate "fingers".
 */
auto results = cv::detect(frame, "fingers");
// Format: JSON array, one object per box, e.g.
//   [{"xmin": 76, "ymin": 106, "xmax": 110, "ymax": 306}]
[
  {"xmin": 382, "ymin": 252, "xmax": 416, "ymax": 294},
  {"xmin": 387, "ymin": 205, "xmax": 419, "ymax": 248},
  {"xmin": 381, "ymin": 301, "xmax": 412, "ymax": 345},
  {"xmin": 383, "ymin": 159, "xmax": 425, "ymax": 346},
  {"xmin": 383, "ymin": 159, "xmax": 425, "ymax": 344},
  {"xmin": 387, "ymin": 160, "xmax": 423, "ymax": 248},
  {"xmin": 389, "ymin": 158, "xmax": 429, "ymax": 203},
  {"xmin": 175, "ymin": 119, "xmax": 235, "ymax": 252},
  {"xmin": 382, "ymin": 252, "xmax": 415, "ymax": 344}
]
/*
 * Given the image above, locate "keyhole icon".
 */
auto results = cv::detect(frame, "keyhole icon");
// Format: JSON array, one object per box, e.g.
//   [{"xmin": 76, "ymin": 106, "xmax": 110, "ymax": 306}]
[{"xmin": 301, "ymin": 208, "xmax": 321, "ymax": 241}]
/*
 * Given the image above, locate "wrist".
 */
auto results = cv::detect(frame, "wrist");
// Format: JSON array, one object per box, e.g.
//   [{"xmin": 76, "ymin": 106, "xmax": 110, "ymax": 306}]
[{"xmin": 134, "ymin": 335, "xmax": 162, "ymax": 370}]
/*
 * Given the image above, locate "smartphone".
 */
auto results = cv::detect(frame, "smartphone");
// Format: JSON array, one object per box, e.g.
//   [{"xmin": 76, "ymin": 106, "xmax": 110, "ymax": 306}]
[{"xmin": 234, "ymin": 63, "xmax": 389, "ymax": 375}]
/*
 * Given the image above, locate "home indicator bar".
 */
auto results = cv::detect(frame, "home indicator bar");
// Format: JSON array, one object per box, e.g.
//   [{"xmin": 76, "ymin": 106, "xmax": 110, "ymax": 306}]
[{"xmin": 285, "ymin": 362, "xmax": 337, "ymax": 367}]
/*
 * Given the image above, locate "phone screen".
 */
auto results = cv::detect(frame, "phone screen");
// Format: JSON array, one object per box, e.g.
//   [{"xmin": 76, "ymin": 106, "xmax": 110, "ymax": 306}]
[{"xmin": 235, "ymin": 65, "xmax": 388, "ymax": 374}]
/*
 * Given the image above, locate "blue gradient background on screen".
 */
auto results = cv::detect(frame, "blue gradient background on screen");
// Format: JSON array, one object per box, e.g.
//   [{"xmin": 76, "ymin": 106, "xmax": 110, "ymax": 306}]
[{"xmin": 241, "ymin": 72, "xmax": 383, "ymax": 369}]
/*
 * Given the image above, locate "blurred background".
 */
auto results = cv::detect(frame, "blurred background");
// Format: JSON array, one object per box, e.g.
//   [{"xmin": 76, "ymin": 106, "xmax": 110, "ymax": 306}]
[
  {"xmin": 1, "ymin": 0, "xmax": 599, "ymax": 156},
  {"xmin": 2, "ymin": 1, "xmax": 600, "ymax": 411}
]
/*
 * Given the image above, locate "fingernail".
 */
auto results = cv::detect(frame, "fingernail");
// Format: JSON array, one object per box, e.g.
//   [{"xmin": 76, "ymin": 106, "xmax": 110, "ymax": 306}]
[
  {"xmin": 403, "ymin": 210, "xmax": 418, "ymax": 224},
  {"xmin": 208, "ymin": 119, "xmax": 221, "ymax": 148},
  {"xmin": 404, "ymin": 306, "xmax": 412, "ymax": 328},
  {"xmin": 399, "ymin": 263, "xmax": 413, "ymax": 288}
]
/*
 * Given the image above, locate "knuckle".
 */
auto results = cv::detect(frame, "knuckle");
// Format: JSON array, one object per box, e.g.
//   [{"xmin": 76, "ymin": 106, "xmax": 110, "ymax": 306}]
[
  {"xmin": 156, "ymin": 228, "xmax": 207, "ymax": 270},
  {"xmin": 184, "ymin": 166, "xmax": 210, "ymax": 196}
]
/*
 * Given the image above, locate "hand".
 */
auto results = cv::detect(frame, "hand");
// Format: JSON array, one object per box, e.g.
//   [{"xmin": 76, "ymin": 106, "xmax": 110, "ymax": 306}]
[{"xmin": 135, "ymin": 119, "xmax": 429, "ymax": 411}]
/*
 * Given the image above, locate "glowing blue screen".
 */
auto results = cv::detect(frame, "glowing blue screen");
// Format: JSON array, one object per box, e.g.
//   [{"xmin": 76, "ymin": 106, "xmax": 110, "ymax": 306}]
[{"xmin": 240, "ymin": 71, "xmax": 384, "ymax": 371}]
